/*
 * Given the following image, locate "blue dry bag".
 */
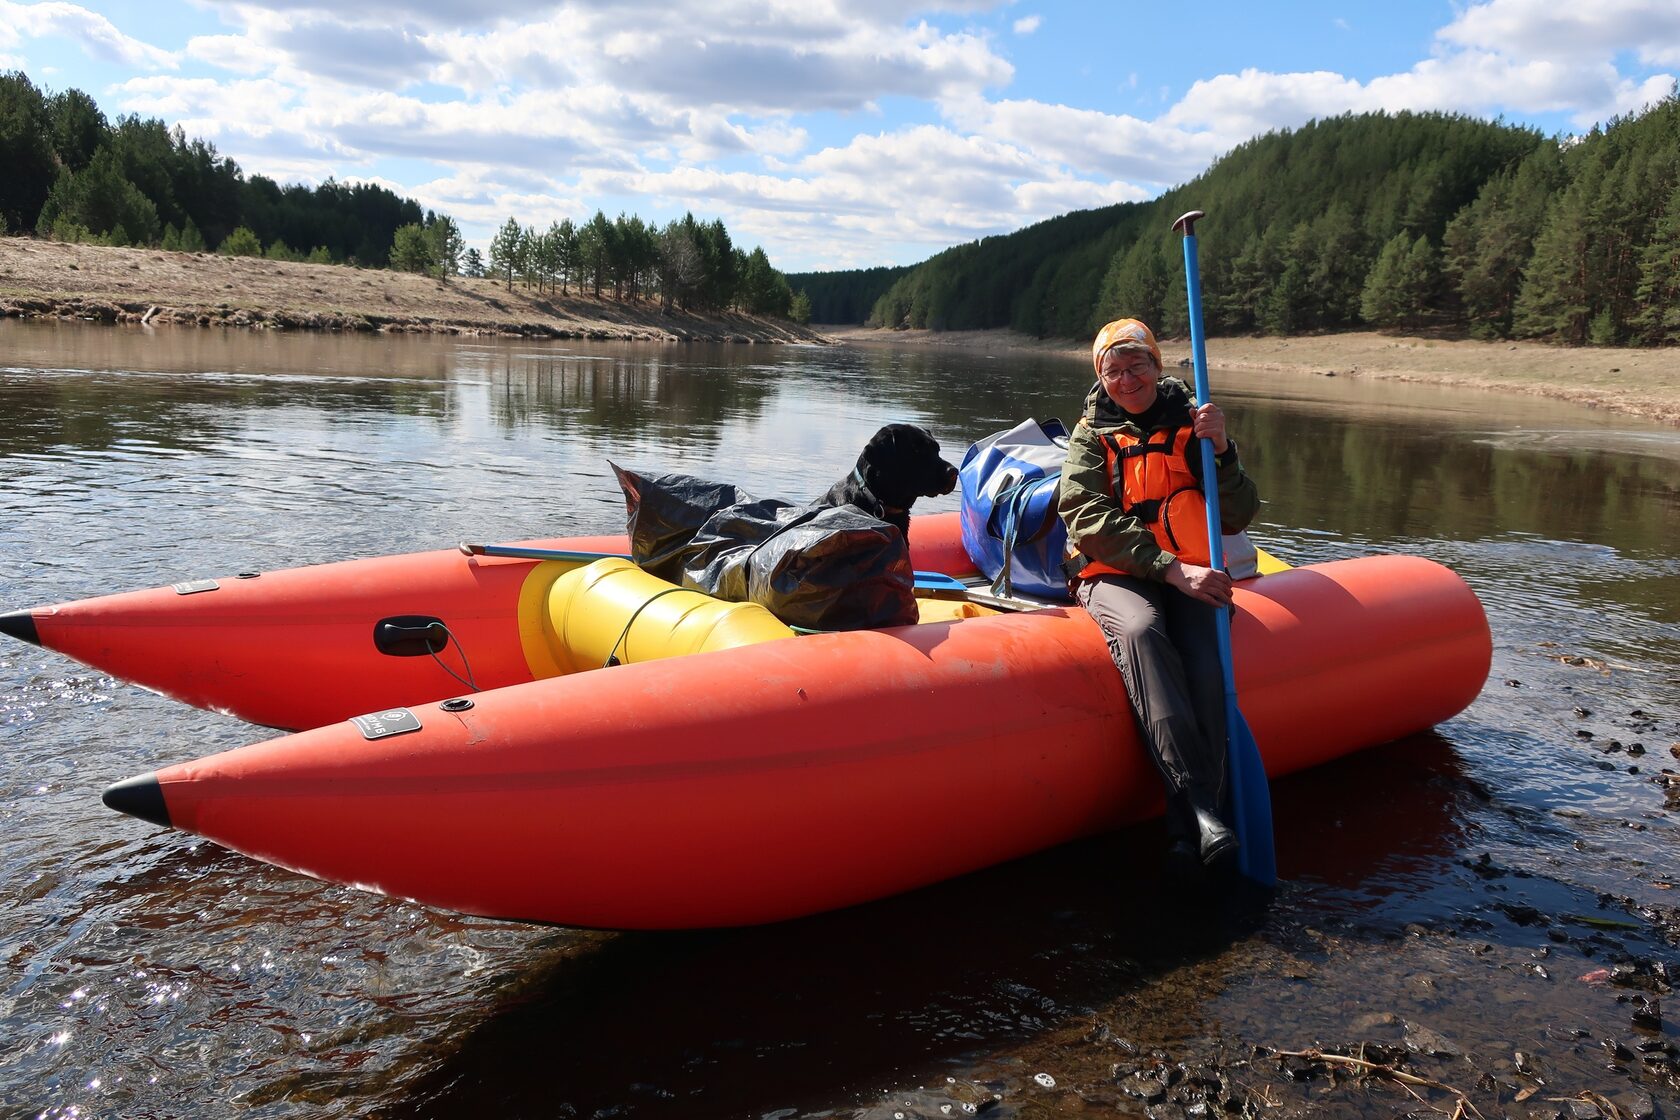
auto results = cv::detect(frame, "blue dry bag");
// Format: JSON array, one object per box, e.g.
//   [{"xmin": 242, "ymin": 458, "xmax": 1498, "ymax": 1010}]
[{"xmin": 958, "ymin": 418, "xmax": 1073, "ymax": 601}]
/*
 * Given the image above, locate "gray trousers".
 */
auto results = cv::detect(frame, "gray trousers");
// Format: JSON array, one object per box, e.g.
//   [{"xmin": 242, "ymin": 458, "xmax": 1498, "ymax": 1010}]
[{"xmin": 1075, "ymin": 574, "xmax": 1229, "ymax": 815}]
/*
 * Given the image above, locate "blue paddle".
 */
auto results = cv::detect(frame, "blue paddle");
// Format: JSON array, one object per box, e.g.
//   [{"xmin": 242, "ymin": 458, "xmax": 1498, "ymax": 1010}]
[
  {"xmin": 1172, "ymin": 209, "xmax": 1278, "ymax": 888},
  {"xmin": 458, "ymin": 542, "xmax": 971, "ymax": 593}
]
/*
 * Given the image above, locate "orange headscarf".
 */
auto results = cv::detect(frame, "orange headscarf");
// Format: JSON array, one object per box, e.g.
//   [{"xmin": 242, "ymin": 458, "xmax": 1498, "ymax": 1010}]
[{"xmin": 1091, "ymin": 318, "xmax": 1162, "ymax": 376}]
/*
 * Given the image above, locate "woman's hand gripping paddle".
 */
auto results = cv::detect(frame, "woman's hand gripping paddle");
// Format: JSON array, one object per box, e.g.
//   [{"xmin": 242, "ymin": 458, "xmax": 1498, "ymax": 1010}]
[{"xmin": 1173, "ymin": 209, "xmax": 1278, "ymax": 888}]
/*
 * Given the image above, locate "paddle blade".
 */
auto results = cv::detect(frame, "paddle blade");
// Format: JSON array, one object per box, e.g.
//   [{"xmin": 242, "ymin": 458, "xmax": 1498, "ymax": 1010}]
[
  {"xmin": 912, "ymin": 570, "xmax": 967, "ymax": 591},
  {"xmin": 1227, "ymin": 704, "xmax": 1277, "ymax": 887}
]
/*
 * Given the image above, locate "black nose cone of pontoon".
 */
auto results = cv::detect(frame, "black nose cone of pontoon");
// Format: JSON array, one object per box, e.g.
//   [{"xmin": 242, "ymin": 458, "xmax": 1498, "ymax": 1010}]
[
  {"xmin": 0, "ymin": 610, "xmax": 39, "ymax": 646},
  {"xmin": 103, "ymin": 773, "xmax": 172, "ymax": 828}
]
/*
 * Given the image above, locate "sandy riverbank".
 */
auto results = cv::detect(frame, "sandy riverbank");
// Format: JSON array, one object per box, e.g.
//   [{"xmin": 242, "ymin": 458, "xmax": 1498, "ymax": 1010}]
[
  {"xmin": 0, "ymin": 238, "xmax": 823, "ymax": 344},
  {"xmin": 4, "ymin": 237, "xmax": 1675, "ymax": 424},
  {"xmin": 825, "ymin": 325, "xmax": 1680, "ymax": 427}
]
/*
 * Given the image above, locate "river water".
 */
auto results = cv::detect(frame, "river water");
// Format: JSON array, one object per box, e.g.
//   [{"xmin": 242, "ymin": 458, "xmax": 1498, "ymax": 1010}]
[{"xmin": 1, "ymin": 320, "xmax": 1678, "ymax": 1119}]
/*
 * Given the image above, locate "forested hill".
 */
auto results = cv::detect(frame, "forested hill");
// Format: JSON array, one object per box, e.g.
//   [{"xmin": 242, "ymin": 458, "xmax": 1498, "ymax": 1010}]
[
  {"xmin": 783, "ymin": 264, "xmax": 913, "ymax": 326},
  {"xmin": 0, "ymin": 71, "xmax": 429, "ymax": 265},
  {"xmin": 808, "ymin": 101, "xmax": 1680, "ymax": 347},
  {"xmin": 1, "ymin": 69, "xmax": 810, "ymax": 320}
]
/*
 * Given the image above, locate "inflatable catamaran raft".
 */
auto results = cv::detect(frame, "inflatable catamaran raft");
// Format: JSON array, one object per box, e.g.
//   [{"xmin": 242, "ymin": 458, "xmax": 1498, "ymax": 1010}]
[{"xmin": 2, "ymin": 511, "xmax": 1491, "ymax": 928}]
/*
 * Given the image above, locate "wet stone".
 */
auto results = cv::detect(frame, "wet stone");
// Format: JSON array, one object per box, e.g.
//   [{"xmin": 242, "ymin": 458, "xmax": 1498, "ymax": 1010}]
[
  {"xmin": 1359, "ymin": 1043, "xmax": 1405, "ymax": 1066},
  {"xmin": 1120, "ymin": 1073, "xmax": 1167, "ymax": 1103},
  {"xmin": 1280, "ymin": 1055, "xmax": 1319, "ymax": 1082},
  {"xmin": 1497, "ymin": 902, "xmax": 1545, "ymax": 926},
  {"xmin": 1403, "ymin": 1022, "xmax": 1462, "ymax": 1057},
  {"xmin": 1610, "ymin": 1089, "xmax": 1657, "ymax": 1120}
]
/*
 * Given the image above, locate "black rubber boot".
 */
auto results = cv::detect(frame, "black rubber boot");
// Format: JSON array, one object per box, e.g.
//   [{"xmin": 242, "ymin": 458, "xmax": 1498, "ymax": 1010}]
[{"xmin": 1173, "ymin": 789, "xmax": 1237, "ymax": 868}]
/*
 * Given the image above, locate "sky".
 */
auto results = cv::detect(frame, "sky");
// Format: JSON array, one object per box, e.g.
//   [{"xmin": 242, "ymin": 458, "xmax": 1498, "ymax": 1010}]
[{"xmin": 3, "ymin": 0, "xmax": 1678, "ymax": 272}]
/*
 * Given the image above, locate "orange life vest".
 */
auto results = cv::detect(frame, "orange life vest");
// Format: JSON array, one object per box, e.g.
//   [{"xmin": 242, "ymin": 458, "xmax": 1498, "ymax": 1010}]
[{"xmin": 1076, "ymin": 425, "xmax": 1212, "ymax": 576}]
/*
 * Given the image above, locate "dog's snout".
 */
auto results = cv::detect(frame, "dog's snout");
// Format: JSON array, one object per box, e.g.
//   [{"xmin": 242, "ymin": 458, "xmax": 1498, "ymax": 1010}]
[{"xmin": 938, "ymin": 463, "xmax": 959, "ymax": 495}]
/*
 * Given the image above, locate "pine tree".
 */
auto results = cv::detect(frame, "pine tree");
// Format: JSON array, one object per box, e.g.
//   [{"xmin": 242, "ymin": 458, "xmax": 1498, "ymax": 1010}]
[
  {"xmin": 219, "ymin": 225, "xmax": 262, "ymax": 256},
  {"xmin": 1513, "ymin": 186, "xmax": 1592, "ymax": 341},
  {"xmin": 423, "ymin": 215, "xmax": 463, "ymax": 280},
  {"xmin": 1360, "ymin": 233, "xmax": 1413, "ymax": 327},
  {"xmin": 35, "ymin": 147, "xmax": 160, "ymax": 245},
  {"xmin": 553, "ymin": 218, "xmax": 578, "ymax": 295},
  {"xmin": 388, "ymin": 223, "xmax": 433, "ymax": 273},
  {"xmin": 1631, "ymin": 182, "xmax": 1680, "ymax": 344},
  {"xmin": 488, "ymin": 217, "xmax": 522, "ymax": 289},
  {"xmin": 657, "ymin": 216, "xmax": 703, "ymax": 312},
  {"xmin": 1095, "ymin": 238, "xmax": 1172, "ymax": 335},
  {"xmin": 0, "ymin": 71, "xmax": 59, "ymax": 233},
  {"xmin": 47, "ymin": 87, "xmax": 108, "ymax": 173},
  {"xmin": 1259, "ymin": 223, "xmax": 1316, "ymax": 334},
  {"xmin": 178, "ymin": 217, "xmax": 206, "ymax": 252},
  {"xmin": 1305, "ymin": 204, "xmax": 1369, "ymax": 327},
  {"xmin": 516, "ymin": 225, "xmax": 541, "ymax": 290}
]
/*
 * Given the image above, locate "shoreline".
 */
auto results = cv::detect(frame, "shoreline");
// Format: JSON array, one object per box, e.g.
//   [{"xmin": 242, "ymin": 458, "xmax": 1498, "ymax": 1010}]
[
  {"xmin": 5, "ymin": 238, "xmax": 1676, "ymax": 425},
  {"xmin": 824, "ymin": 325, "xmax": 1680, "ymax": 427},
  {"xmin": 0, "ymin": 237, "xmax": 825, "ymax": 345}
]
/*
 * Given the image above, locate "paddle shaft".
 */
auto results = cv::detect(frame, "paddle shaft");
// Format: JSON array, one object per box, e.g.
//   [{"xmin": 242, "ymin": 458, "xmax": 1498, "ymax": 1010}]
[{"xmin": 1174, "ymin": 208, "xmax": 1278, "ymax": 887}]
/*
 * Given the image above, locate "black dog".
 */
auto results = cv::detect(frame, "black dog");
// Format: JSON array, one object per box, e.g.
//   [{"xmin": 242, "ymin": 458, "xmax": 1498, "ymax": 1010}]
[{"xmin": 817, "ymin": 423, "xmax": 958, "ymax": 538}]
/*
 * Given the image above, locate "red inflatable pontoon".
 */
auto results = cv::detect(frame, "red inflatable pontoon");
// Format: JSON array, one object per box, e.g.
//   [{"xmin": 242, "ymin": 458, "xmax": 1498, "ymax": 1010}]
[{"xmin": 98, "ymin": 548, "xmax": 1491, "ymax": 929}]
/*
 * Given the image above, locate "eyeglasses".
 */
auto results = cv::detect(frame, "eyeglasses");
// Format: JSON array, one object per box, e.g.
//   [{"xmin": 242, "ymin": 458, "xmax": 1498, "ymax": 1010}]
[{"xmin": 1100, "ymin": 358, "xmax": 1157, "ymax": 381}]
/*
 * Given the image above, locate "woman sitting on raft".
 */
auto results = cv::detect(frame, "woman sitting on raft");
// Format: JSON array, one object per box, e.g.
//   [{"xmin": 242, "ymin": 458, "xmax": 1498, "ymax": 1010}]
[{"xmin": 1057, "ymin": 318, "xmax": 1260, "ymax": 873}]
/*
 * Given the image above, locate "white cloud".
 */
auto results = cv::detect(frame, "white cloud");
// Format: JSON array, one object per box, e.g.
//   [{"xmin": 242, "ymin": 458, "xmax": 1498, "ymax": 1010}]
[
  {"xmin": 184, "ymin": 1, "xmax": 1014, "ymax": 112},
  {"xmin": 963, "ymin": 97, "xmax": 1230, "ymax": 188},
  {"xmin": 113, "ymin": 76, "xmax": 310, "ymax": 145},
  {"xmin": 1427, "ymin": 0, "xmax": 1680, "ymax": 123},
  {"xmin": 1438, "ymin": 0, "xmax": 1680, "ymax": 63},
  {"xmin": 0, "ymin": 0, "xmax": 177, "ymax": 69},
  {"xmin": 184, "ymin": 33, "xmax": 273, "ymax": 75},
  {"xmin": 22, "ymin": 0, "xmax": 1680, "ymax": 272},
  {"xmin": 1165, "ymin": 68, "xmax": 1371, "ymax": 137}
]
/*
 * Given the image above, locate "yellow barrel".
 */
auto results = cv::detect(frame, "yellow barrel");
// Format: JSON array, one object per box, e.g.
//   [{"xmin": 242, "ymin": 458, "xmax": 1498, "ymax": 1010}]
[{"xmin": 544, "ymin": 558, "xmax": 795, "ymax": 673}]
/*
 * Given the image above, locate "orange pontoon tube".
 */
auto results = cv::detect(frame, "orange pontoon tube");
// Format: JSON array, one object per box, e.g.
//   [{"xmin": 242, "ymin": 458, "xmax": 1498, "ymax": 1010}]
[{"xmin": 100, "ymin": 551, "xmax": 1491, "ymax": 929}]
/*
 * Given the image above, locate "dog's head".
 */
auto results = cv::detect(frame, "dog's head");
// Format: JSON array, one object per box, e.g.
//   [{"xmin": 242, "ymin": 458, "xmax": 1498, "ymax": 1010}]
[{"xmin": 854, "ymin": 423, "xmax": 959, "ymax": 511}]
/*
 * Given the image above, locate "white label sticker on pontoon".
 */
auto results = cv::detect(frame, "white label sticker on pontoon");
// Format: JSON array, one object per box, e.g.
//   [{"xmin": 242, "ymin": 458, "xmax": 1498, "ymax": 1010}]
[
  {"xmin": 172, "ymin": 579, "xmax": 220, "ymax": 595},
  {"xmin": 350, "ymin": 708, "xmax": 422, "ymax": 740}
]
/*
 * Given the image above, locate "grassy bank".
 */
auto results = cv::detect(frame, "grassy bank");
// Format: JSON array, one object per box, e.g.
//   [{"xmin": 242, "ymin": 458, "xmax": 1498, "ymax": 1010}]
[
  {"xmin": 0, "ymin": 238, "xmax": 824, "ymax": 344},
  {"xmin": 826, "ymin": 325, "xmax": 1680, "ymax": 427}
]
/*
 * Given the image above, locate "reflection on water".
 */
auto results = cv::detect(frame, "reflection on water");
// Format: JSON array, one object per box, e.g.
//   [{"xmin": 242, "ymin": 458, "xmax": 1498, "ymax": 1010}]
[{"xmin": 1, "ymin": 318, "xmax": 1678, "ymax": 1118}]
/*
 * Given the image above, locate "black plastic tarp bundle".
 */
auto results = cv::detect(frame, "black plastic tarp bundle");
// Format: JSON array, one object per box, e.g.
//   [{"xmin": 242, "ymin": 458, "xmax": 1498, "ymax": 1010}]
[{"xmin": 611, "ymin": 464, "xmax": 917, "ymax": 631}]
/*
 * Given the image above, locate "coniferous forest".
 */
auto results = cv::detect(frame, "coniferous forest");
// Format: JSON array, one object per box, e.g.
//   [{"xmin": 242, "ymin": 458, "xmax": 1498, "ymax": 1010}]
[
  {"xmin": 0, "ymin": 71, "xmax": 430, "ymax": 265},
  {"xmin": 791, "ymin": 98, "xmax": 1680, "ymax": 347},
  {"xmin": 0, "ymin": 70, "xmax": 808, "ymax": 320}
]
